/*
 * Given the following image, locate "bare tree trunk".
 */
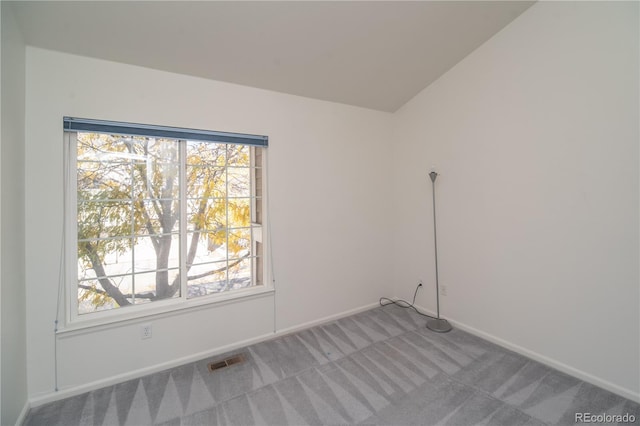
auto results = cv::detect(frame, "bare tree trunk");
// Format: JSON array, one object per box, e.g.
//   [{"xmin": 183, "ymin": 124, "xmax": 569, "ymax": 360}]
[{"xmin": 83, "ymin": 243, "xmax": 131, "ymax": 307}]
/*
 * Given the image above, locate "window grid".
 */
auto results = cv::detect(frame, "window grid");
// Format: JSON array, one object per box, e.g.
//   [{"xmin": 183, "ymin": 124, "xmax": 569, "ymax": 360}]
[{"xmin": 71, "ymin": 132, "xmax": 264, "ymax": 317}]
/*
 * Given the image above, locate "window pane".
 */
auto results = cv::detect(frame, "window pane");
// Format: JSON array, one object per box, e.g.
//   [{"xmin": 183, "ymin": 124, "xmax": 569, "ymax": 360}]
[
  {"xmin": 78, "ymin": 237, "xmax": 133, "ymax": 278},
  {"xmin": 186, "ymin": 230, "xmax": 227, "ymax": 265},
  {"xmin": 228, "ymin": 227, "xmax": 251, "ymax": 259},
  {"xmin": 77, "ymin": 160, "xmax": 132, "ymax": 198},
  {"xmin": 77, "ymin": 133, "xmax": 132, "ymax": 162},
  {"xmin": 228, "ymin": 198, "xmax": 251, "ymax": 228},
  {"xmin": 76, "ymin": 134, "xmax": 180, "ymax": 312},
  {"xmin": 132, "ymin": 163, "xmax": 180, "ymax": 201},
  {"xmin": 187, "ymin": 260, "xmax": 228, "ymax": 297},
  {"xmin": 78, "ymin": 264, "xmax": 97, "ymax": 281},
  {"xmin": 134, "ymin": 269, "xmax": 180, "ymax": 301},
  {"xmin": 134, "ymin": 199, "xmax": 180, "ymax": 235},
  {"xmin": 186, "ymin": 167, "xmax": 226, "ymax": 201},
  {"xmin": 77, "ymin": 134, "xmax": 132, "ymax": 200},
  {"xmin": 187, "ymin": 198, "xmax": 226, "ymax": 231},
  {"xmin": 228, "ymin": 258, "xmax": 252, "ymax": 290},
  {"xmin": 227, "ymin": 145, "xmax": 250, "ymax": 167},
  {"xmin": 227, "ymin": 167, "xmax": 250, "ymax": 197},
  {"xmin": 78, "ymin": 275, "xmax": 133, "ymax": 314},
  {"xmin": 78, "ymin": 200, "xmax": 132, "ymax": 239},
  {"xmin": 187, "ymin": 141, "xmax": 226, "ymax": 167},
  {"xmin": 133, "ymin": 235, "xmax": 179, "ymax": 272},
  {"xmin": 130, "ymin": 138, "xmax": 180, "ymax": 217}
]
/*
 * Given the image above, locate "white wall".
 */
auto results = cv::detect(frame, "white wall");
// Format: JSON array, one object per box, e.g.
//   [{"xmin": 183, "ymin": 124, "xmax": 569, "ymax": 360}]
[
  {"xmin": 393, "ymin": 1, "xmax": 639, "ymax": 401},
  {"xmin": 25, "ymin": 48, "xmax": 393, "ymax": 398},
  {"xmin": 22, "ymin": 0, "xmax": 639, "ymax": 407},
  {"xmin": 0, "ymin": 2, "xmax": 28, "ymax": 424}
]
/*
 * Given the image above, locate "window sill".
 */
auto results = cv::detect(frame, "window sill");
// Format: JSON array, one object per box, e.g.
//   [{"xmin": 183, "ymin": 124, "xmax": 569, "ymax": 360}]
[{"xmin": 57, "ymin": 286, "xmax": 275, "ymax": 339}]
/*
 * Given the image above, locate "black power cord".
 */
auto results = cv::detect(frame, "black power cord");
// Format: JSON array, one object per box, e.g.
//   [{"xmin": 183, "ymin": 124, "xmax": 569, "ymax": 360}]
[{"xmin": 379, "ymin": 282, "xmax": 438, "ymax": 320}]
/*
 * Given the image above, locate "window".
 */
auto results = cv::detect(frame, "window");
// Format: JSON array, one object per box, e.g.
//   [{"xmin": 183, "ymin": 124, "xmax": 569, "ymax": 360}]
[{"xmin": 64, "ymin": 118, "xmax": 268, "ymax": 321}]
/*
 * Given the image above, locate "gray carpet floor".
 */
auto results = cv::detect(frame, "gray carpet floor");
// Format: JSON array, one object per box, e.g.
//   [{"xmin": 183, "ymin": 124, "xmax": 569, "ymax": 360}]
[{"xmin": 24, "ymin": 305, "xmax": 640, "ymax": 425}]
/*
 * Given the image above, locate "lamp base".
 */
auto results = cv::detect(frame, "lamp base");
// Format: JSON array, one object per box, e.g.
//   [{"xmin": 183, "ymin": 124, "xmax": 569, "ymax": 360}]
[{"xmin": 426, "ymin": 318, "xmax": 452, "ymax": 333}]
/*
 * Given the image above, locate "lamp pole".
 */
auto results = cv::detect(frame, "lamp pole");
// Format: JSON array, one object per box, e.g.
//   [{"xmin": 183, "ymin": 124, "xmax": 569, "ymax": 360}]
[{"xmin": 426, "ymin": 171, "xmax": 452, "ymax": 333}]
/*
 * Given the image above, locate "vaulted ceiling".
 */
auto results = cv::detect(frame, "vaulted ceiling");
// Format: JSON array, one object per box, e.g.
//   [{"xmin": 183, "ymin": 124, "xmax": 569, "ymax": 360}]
[{"xmin": 10, "ymin": 1, "xmax": 534, "ymax": 112}]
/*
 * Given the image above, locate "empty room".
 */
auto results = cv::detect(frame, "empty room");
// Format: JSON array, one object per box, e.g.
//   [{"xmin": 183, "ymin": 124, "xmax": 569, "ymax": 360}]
[{"xmin": 1, "ymin": 1, "xmax": 638, "ymax": 425}]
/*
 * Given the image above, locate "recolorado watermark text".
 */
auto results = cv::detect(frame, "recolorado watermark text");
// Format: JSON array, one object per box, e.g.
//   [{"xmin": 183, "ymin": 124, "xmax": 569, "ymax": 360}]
[{"xmin": 575, "ymin": 412, "xmax": 636, "ymax": 423}]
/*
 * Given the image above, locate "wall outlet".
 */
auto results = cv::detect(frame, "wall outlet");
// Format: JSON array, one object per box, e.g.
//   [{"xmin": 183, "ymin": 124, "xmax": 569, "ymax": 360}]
[
  {"xmin": 440, "ymin": 285, "xmax": 448, "ymax": 296},
  {"xmin": 141, "ymin": 324, "xmax": 152, "ymax": 340}
]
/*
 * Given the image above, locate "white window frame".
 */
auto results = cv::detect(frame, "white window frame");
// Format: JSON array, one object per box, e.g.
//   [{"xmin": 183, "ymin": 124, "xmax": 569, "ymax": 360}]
[{"xmin": 63, "ymin": 124, "xmax": 272, "ymax": 330}]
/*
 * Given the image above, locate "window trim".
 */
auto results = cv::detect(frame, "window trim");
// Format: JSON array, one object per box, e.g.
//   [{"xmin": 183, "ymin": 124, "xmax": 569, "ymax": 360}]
[
  {"xmin": 63, "ymin": 121, "xmax": 271, "ymax": 329},
  {"xmin": 58, "ymin": 285, "xmax": 275, "ymax": 336}
]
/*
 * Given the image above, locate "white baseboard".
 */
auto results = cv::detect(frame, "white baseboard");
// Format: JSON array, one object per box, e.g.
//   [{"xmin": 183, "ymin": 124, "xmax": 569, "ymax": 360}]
[
  {"xmin": 276, "ymin": 302, "xmax": 380, "ymax": 337},
  {"xmin": 16, "ymin": 400, "xmax": 30, "ymax": 426},
  {"xmin": 29, "ymin": 330, "xmax": 274, "ymax": 407},
  {"xmin": 413, "ymin": 303, "xmax": 640, "ymax": 404},
  {"xmin": 28, "ymin": 301, "xmax": 380, "ymax": 408}
]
